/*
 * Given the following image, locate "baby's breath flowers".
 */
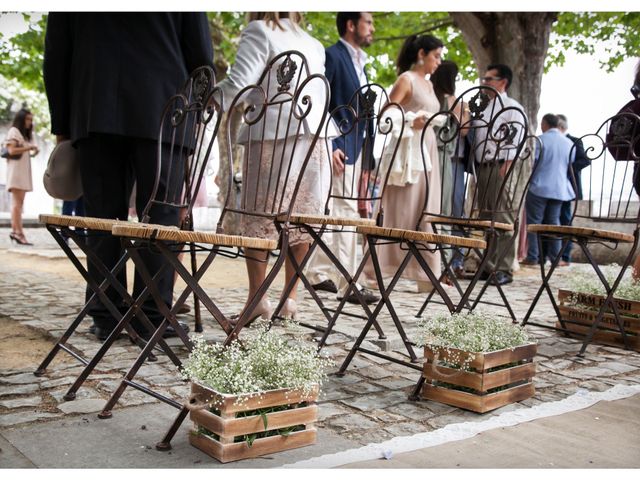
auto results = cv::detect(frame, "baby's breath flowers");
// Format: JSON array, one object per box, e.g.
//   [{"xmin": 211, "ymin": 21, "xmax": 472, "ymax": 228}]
[
  {"xmin": 567, "ymin": 264, "xmax": 640, "ymax": 302},
  {"xmin": 181, "ymin": 324, "xmax": 332, "ymax": 406},
  {"xmin": 416, "ymin": 311, "xmax": 531, "ymax": 353},
  {"xmin": 416, "ymin": 311, "xmax": 532, "ymax": 373}
]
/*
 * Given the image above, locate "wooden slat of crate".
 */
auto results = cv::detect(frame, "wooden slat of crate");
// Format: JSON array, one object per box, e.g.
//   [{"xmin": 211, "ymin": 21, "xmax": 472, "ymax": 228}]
[
  {"xmin": 189, "ymin": 428, "xmax": 317, "ymax": 463},
  {"xmin": 558, "ymin": 289, "xmax": 640, "ymax": 317},
  {"xmin": 557, "ymin": 304, "xmax": 640, "ymax": 334},
  {"xmin": 190, "ymin": 404, "xmax": 318, "ymax": 438},
  {"xmin": 423, "ymin": 343, "xmax": 537, "ymax": 371},
  {"xmin": 423, "ymin": 362, "xmax": 536, "ymax": 392},
  {"xmin": 190, "ymin": 383, "xmax": 319, "ymax": 414},
  {"xmin": 421, "ymin": 382, "xmax": 535, "ymax": 414},
  {"xmin": 555, "ymin": 320, "xmax": 640, "ymax": 351}
]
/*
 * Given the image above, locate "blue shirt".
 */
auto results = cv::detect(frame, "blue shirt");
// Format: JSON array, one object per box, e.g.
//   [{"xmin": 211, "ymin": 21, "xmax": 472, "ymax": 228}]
[{"xmin": 530, "ymin": 128, "xmax": 576, "ymax": 201}]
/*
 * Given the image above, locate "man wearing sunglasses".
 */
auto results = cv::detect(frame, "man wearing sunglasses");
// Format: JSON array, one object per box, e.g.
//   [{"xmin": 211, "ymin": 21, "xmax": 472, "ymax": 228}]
[{"xmin": 471, "ymin": 63, "xmax": 527, "ymax": 286}]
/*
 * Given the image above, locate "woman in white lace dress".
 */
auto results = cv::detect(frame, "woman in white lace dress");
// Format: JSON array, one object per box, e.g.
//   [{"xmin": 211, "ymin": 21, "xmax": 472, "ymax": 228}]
[{"xmin": 219, "ymin": 12, "xmax": 331, "ymax": 321}]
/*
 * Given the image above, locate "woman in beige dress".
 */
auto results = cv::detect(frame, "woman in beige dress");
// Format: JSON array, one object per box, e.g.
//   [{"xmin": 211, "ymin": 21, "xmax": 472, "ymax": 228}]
[
  {"xmin": 363, "ymin": 34, "xmax": 444, "ymax": 292},
  {"xmin": 4, "ymin": 108, "xmax": 39, "ymax": 245}
]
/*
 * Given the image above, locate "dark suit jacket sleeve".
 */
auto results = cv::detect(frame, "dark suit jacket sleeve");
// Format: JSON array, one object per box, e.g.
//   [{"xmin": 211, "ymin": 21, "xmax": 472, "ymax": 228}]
[
  {"xmin": 571, "ymin": 137, "xmax": 590, "ymax": 171},
  {"xmin": 180, "ymin": 13, "xmax": 214, "ymax": 73},
  {"xmin": 325, "ymin": 47, "xmax": 345, "ymax": 155},
  {"xmin": 43, "ymin": 13, "xmax": 73, "ymax": 136}
]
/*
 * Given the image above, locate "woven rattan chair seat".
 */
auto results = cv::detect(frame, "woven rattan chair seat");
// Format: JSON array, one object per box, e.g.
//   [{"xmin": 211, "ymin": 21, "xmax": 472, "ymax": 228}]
[
  {"xmin": 39, "ymin": 214, "xmax": 131, "ymax": 232},
  {"xmin": 424, "ymin": 215, "xmax": 514, "ymax": 232},
  {"xmin": 111, "ymin": 223, "xmax": 278, "ymax": 250},
  {"xmin": 527, "ymin": 224, "xmax": 635, "ymax": 243},
  {"xmin": 282, "ymin": 213, "xmax": 376, "ymax": 227},
  {"xmin": 356, "ymin": 225, "xmax": 486, "ymax": 249}
]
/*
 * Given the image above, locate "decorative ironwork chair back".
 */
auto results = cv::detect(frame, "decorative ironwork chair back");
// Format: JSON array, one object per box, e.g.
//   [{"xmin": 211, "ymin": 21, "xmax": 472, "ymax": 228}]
[
  {"xmin": 572, "ymin": 111, "xmax": 640, "ymax": 225},
  {"xmin": 324, "ymin": 83, "xmax": 404, "ymax": 226},
  {"xmin": 221, "ymin": 50, "xmax": 330, "ymax": 226},
  {"xmin": 145, "ymin": 66, "xmax": 222, "ymax": 229},
  {"xmin": 422, "ymin": 85, "xmax": 530, "ymax": 227}
]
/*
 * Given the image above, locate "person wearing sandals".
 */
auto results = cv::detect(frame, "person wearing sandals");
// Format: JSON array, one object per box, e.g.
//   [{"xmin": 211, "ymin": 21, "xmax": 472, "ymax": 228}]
[
  {"xmin": 361, "ymin": 34, "xmax": 445, "ymax": 293},
  {"xmin": 218, "ymin": 12, "xmax": 332, "ymax": 323},
  {"xmin": 4, "ymin": 108, "xmax": 39, "ymax": 246}
]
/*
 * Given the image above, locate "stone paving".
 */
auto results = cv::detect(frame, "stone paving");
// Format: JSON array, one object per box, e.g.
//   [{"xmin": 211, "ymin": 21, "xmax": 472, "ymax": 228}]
[{"xmin": 1, "ymin": 226, "xmax": 640, "ymax": 451}]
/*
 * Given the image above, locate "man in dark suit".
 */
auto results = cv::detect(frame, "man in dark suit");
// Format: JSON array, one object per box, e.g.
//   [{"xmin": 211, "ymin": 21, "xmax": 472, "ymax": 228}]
[
  {"xmin": 43, "ymin": 13, "xmax": 214, "ymax": 340},
  {"xmin": 306, "ymin": 12, "xmax": 379, "ymax": 304},
  {"xmin": 557, "ymin": 114, "xmax": 589, "ymax": 265}
]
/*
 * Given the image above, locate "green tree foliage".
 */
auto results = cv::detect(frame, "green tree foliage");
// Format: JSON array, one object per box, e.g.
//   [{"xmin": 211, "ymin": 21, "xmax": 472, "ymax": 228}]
[
  {"xmin": 0, "ymin": 13, "xmax": 49, "ymax": 133},
  {"xmin": 0, "ymin": 13, "xmax": 46, "ymax": 92},
  {"xmin": 304, "ymin": 12, "xmax": 473, "ymax": 87},
  {"xmin": 206, "ymin": 12, "xmax": 246, "ymax": 78},
  {"xmin": 549, "ymin": 12, "xmax": 640, "ymax": 72},
  {"xmin": 0, "ymin": 11, "xmax": 637, "ymax": 125}
]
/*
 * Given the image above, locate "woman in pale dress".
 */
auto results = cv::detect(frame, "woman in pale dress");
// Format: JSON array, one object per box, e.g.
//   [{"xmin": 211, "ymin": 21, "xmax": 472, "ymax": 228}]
[
  {"xmin": 362, "ymin": 34, "xmax": 444, "ymax": 292},
  {"xmin": 4, "ymin": 108, "xmax": 39, "ymax": 245},
  {"xmin": 219, "ymin": 12, "xmax": 331, "ymax": 322}
]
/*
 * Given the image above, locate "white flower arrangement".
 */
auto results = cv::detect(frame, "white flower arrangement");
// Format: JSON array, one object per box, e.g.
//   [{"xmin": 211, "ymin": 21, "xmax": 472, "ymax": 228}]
[
  {"xmin": 567, "ymin": 264, "xmax": 640, "ymax": 302},
  {"xmin": 181, "ymin": 324, "xmax": 332, "ymax": 407},
  {"xmin": 416, "ymin": 311, "xmax": 533, "ymax": 380},
  {"xmin": 416, "ymin": 311, "xmax": 532, "ymax": 353}
]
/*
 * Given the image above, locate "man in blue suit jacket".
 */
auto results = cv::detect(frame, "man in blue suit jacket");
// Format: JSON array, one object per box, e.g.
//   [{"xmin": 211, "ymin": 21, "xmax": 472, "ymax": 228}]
[{"xmin": 306, "ymin": 12, "xmax": 379, "ymax": 304}]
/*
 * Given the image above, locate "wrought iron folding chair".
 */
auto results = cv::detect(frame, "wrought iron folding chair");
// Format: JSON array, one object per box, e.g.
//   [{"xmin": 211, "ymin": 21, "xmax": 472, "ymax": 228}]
[
  {"xmin": 272, "ymin": 83, "xmax": 404, "ymax": 347},
  {"xmin": 102, "ymin": 51, "xmax": 330, "ymax": 448},
  {"xmin": 335, "ymin": 107, "xmax": 488, "ymax": 376},
  {"xmin": 522, "ymin": 111, "xmax": 640, "ymax": 355},
  {"xmin": 414, "ymin": 86, "xmax": 536, "ymax": 323},
  {"xmin": 34, "ymin": 66, "xmax": 221, "ymax": 401}
]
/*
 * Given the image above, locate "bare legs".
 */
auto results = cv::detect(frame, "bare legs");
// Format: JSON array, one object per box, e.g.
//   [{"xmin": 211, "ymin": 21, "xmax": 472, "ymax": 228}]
[
  {"xmin": 10, "ymin": 189, "xmax": 29, "ymax": 243},
  {"xmin": 244, "ymin": 242, "xmax": 309, "ymax": 310}
]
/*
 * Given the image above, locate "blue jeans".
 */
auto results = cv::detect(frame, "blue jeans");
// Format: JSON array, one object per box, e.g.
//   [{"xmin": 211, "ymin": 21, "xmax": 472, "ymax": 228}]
[
  {"xmin": 450, "ymin": 158, "xmax": 466, "ymax": 269},
  {"xmin": 559, "ymin": 200, "xmax": 573, "ymax": 262},
  {"xmin": 525, "ymin": 191, "xmax": 563, "ymax": 262},
  {"xmin": 62, "ymin": 197, "xmax": 85, "ymax": 217}
]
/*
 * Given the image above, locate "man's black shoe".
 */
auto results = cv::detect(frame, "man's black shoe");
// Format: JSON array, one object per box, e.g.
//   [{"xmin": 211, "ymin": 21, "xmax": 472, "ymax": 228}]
[
  {"xmin": 176, "ymin": 303, "xmax": 191, "ymax": 315},
  {"xmin": 490, "ymin": 271, "xmax": 513, "ymax": 286},
  {"xmin": 338, "ymin": 287, "xmax": 380, "ymax": 305},
  {"xmin": 311, "ymin": 279, "xmax": 338, "ymax": 294},
  {"xmin": 139, "ymin": 321, "xmax": 191, "ymax": 341},
  {"xmin": 479, "ymin": 271, "xmax": 491, "ymax": 281},
  {"xmin": 94, "ymin": 326, "xmax": 127, "ymax": 341}
]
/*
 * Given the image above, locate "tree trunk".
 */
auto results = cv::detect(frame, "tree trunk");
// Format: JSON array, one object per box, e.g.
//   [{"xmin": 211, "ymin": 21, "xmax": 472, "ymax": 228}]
[
  {"xmin": 451, "ymin": 12, "xmax": 557, "ymax": 131},
  {"xmin": 209, "ymin": 18, "xmax": 244, "ymax": 234}
]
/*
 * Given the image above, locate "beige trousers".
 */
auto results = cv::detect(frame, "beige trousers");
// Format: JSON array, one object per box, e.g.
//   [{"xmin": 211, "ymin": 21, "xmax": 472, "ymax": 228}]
[{"xmin": 305, "ymin": 161, "xmax": 362, "ymax": 296}]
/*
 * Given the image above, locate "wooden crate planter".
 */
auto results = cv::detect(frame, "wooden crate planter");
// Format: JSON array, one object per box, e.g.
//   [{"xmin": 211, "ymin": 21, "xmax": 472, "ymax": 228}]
[
  {"xmin": 557, "ymin": 289, "xmax": 640, "ymax": 352},
  {"xmin": 187, "ymin": 382, "xmax": 319, "ymax": 463},
  {"xmin": 421, "ymin": 343, "xmax": 537, "ymax": 413}
]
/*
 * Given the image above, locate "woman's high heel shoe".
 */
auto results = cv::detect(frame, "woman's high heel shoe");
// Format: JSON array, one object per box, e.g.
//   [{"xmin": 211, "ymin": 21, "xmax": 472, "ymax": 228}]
[
  {"xmin": 230, "ymin": 299, "xmax": 273, "ymax": 327},
  {"xmin": 279, "ymin": 298, "xmax": 297, "ymax": 321},
  {"xmin": 9, "ymin": 232, "xmax": 33, "ymax": 246}
]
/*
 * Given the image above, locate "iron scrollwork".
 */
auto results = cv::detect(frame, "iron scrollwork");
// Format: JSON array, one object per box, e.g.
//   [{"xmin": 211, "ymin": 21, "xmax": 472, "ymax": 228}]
[
  {"xmin": 468, "ymin": 90, "xmax": 490, "ymax": 120},
  {"xmin": 358, "ymin": 87, "xmax": 378, "ymax": 118},
  {"xmin": 277, "ymin": 56, "xmax": 298, "ymax": 93}
]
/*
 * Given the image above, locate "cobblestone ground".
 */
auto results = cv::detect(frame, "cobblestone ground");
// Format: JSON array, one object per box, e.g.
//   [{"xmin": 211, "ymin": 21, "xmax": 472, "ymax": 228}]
[{"xmin": 1, "ymin": 226, "xmax": 640, "ymax": 447}]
